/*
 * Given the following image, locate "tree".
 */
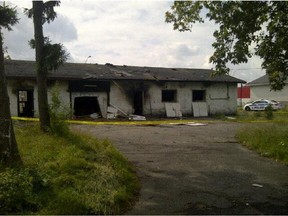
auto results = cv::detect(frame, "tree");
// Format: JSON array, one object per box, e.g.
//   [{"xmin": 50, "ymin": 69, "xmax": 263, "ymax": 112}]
[
  {"xmin": 166, "ymin": 1, "xmax": 288, "ymax": 90},
  {"xmin": 25, "ymin": 1, "xmax": 68, "ymax": 132},
  {"xmin": 0, "ymin": 3, "xmax": 22, "ymax": 167}
]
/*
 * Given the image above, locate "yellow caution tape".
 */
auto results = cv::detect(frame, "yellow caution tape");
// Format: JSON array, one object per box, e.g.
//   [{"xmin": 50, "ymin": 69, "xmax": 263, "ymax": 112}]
[
  {"xmin": 12, "ymin": 116, "xmax": 39, "ymax": 122},
  {"xmin": 12, "ymin": 116, "xmax": 212, "ymax": 125}
]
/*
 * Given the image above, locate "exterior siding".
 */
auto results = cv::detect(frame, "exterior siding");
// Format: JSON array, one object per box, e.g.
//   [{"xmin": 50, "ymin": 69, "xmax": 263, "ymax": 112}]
[
  {"xmin": 7, "ymin": 80, "xmax": 37, "ymax": 117},
  {"xmin": 250, "ymin": 85, "xmax": 288, "ymax": 104},
  {"xmin": 110, "ymin": 81, "xmax": 238, "ymax": 116},
  {"xmin": 207, "ymin": 83, "xmax": 238, "ymax": 114},
  {"xmin": 8, "ymin": 79, "xmax": 238, "ymax": 117}
]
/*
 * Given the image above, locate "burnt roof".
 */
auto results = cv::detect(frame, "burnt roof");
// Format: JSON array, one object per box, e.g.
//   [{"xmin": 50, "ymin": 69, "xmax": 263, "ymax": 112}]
[{"xmin": 5, "ymin": 60, "xmax": 245, "ymax": 83}]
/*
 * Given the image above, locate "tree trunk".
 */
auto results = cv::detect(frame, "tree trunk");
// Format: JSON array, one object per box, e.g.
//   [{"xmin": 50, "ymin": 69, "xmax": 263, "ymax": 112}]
[
  {"xmin": 0, "ymin": 29, "xmax": 22, "ymax": 166},
  {"xmin": 32, "ymin": 1, "xmax": 51, "ymax": 132}
]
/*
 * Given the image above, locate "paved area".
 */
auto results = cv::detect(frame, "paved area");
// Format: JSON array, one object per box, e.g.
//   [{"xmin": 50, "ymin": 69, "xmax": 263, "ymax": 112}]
[{"xmin": 72, "ymin": 122, "xmax": 288, "ymax": 215}]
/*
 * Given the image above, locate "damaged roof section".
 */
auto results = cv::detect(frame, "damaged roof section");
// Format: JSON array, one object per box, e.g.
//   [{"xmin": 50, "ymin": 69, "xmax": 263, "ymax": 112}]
[{"xmin": 5, "ymin": 60, "xmax": 245, "ymax": 83}]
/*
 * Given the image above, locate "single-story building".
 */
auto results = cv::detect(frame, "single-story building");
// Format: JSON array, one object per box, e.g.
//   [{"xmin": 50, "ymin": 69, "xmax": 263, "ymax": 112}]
[
  {"xmin": 5, "ymin": 60, "xmax": 245, "ymax": 118},
  {"xmin": 248, "ymin": 74, "xmax": 288, "ymax": 105}
]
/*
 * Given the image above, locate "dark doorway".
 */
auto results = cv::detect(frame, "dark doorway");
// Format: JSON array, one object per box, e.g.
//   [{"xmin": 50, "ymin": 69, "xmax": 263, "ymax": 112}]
[
  {"xmin": 18, "ymin": 90, "xmax": 34, "ymax": 117},
  {"xmin": 133, "ymin": 91, "xmax": 143, "ymax": 115},
  {"xmin": 74, "ymin": 97, "xmax": 101, "ymax": 116}
]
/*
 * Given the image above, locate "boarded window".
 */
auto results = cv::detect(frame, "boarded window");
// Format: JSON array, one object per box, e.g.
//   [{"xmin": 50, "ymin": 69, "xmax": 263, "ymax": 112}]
[
  {"xmin": 162, "ymin": 90, "xmax": 177, "ymax": 102},
  {"xmin": 69, "ymin": 81, "xmax": 110, "ymax": 92},
  {"xmin": 192, "ymin": 90, "xmax": 206, "ymax": 102}
]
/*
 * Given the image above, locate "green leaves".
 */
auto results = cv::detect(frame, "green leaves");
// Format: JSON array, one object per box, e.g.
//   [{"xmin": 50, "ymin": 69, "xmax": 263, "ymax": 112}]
[
  {"xmin": 24, "ymin": 1, "xmax": 61, "ymax": 25},
  {"xmin": 166, "ymin": 1, "xmax": 288, "ymax": 90},
  {"xmin": 165, "ymin": 1, "xmax": 204, "ymax": 32},
  {"xmin": 0, "ymin": 3, "xmax": 19, "ymax": 31},
  {"xmin": 26, "ymin": 1, "xmax": 69, "ymax": 72},
  {"xmin": 29, "ymin": 37, "xmax": 69, "ymax": 72}
]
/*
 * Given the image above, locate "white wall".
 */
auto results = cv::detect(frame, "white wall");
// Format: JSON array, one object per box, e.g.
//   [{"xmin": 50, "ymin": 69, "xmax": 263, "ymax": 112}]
[
  {"xmin": 109, "ymin": 81, "xmax": 133, "ymax": 115},
  {"xmin": 7, "ymin": 80, "xmax": 71, "ymax": 117},
  {"xmin": 7, "ymin": 79, "xmax": 36, "ymax": 117},
  {"xmin": 110, "ymin": 81, "xmax": 238, "ymax": 116},
  {"xmin": 207, "ymin": 83, "xmax": 238, "ymax": 114},
  {"xmin": 8, "ymin": 79, "xmax": 238, "ymax": 117},
  {"xmin": 250, "ymin": 85, "xmax": 288, "ymax": 104}
]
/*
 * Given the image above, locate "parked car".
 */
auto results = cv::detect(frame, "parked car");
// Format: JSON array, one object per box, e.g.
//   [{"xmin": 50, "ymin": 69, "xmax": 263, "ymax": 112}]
[{"xmin": 243, "ymin": 99, "xmax": 282, "ymax": 111}]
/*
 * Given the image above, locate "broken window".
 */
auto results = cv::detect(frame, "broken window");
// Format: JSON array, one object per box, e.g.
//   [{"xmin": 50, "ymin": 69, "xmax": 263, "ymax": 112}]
[
  {"xmin": 74, "ymin": 97, "xmax": 101, "ymax": 117},
  {"xmin": 192, "ymin": 90, "xmax": 206, "ymax": 102},
  {"xmin": 162, "ymin": 90, "xmax": 177, "ymax": 102}
]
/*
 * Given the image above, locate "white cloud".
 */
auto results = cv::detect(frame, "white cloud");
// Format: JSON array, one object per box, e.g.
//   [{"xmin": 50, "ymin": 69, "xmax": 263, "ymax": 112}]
[
  {"xmin": 2, "ymin": 5, "xmax": 34, "ymax": 60},
  {"xmin": 2, "ymin": 0, "xmax": 265, "ymax": 82},
  {"xmin": 44, "ymin": 14, "xmax": 78, "ymax": 43}
]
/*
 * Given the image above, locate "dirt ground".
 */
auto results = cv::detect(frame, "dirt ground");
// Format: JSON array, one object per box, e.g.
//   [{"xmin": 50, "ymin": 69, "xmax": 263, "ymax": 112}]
[{"xmin": 72, "ymin": 121, "xmax": 288, "ymax": 215}]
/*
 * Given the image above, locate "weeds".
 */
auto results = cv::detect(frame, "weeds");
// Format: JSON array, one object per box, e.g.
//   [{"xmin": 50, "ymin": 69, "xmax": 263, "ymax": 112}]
[
  {"xmin": 235, "ymin": 109, "xmax": 288, "ymax": 122},
  {"xmin": 0, "ymin": 122, "xmax": 139, "ymax": 214},
  {"xmin": 237, "ymin": 123, "xmax": 288, "ymax": 165},
  {"xmin": 0, "ymin": 168, "xmax": 37, "ymax": 214},
  {"xmin": 264, "ymin": 105, "xmax": 273, "ymax": 120},
  {"xmin": 49, "ymin": 83, "xmax": 72, "ymax": 137}
]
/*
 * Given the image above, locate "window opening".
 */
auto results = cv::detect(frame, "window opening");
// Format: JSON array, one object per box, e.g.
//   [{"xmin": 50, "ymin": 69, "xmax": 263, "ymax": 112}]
[
  {"xmin": 192, "ymin": 90, "xmax": 206, "ymax": 102},
  {"xmin": 162, "ymin": 90, "xmax": 177, "ymax": 102}
]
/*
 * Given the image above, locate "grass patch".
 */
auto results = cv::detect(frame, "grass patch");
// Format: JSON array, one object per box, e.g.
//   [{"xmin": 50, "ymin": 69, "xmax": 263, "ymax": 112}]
[
  {"xmin": 236, "ymin": 122, "xmax": 288, "ymax": 165},
  {"xmin": 0, "ymin": 122, "xmax": 139, "ymax": 214},
  {"xmin": 235, "ymin": 105, "xmax": 288, "ymax": 122}
]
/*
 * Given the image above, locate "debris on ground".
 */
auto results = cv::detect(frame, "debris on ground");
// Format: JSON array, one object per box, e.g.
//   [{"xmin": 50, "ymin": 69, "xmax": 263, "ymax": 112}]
[
  {"xmin": 129, "ymin": 115, "xmax": 146, "ymax": 121},
  {"xmin": 252, "ymin": 183, "xmax": 263, "ymax": 188},
  {"xmin": 168, "ymin": 122, "xmax": 208, "ymax": 126}
]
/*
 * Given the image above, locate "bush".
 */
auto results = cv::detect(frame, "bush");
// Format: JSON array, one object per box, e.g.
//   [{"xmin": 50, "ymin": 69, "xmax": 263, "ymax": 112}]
[
  {"xmin": 49, "ymin": 83, "xmax": 72, "ymax": 136},
  {"xmin": 265, "ymin": 104, "xmax": 274, "ymax": 120},
  {"xmin": 0, "ymin": 168, "xmax": 43, "ymax": 214}
]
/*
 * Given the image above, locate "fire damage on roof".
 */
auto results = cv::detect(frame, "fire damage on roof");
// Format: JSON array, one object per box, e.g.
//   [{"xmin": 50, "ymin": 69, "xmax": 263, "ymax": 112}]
[{"xmin": 5, "ymin": 60, "xmax": 245, "ymax": 83}]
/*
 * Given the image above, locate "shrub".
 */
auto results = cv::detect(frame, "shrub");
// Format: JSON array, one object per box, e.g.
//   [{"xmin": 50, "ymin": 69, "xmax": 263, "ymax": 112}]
[
  {"xmin": 0, "ymin": 168, "xmax": 43, "ymax": 214},
  {"xmin": 49, "ymin": 83, "xmax": 72, "ymax": 136},
  {"xmin": 265, "ymin": 104, "xmax": 273, "ymax": 120}
]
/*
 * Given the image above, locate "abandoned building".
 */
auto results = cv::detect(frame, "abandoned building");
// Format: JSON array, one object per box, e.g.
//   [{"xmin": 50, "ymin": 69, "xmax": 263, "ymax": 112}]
[{"xmin": 5, "ymin": 60, "xmax": 245, "ymax": 119}]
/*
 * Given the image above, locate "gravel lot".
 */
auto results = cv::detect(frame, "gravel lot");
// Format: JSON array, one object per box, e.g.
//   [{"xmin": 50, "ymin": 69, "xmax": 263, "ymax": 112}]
[{"xmin": 72, "ymin": 121, "xmax": 288, "ymax": 215}]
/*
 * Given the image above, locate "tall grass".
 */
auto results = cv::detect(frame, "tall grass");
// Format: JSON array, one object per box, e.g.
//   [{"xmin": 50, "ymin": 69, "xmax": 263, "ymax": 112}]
[
  {"xmin": 0, "ymin": 122, "xmax": 139, "ymax": 214},
  {"xmin": 237, "ymin": 123, "xmax": 288, "ymax": 165},
  {"xmin": 235, "ymin": 109, "xmax": 288, "ymax": 122}
]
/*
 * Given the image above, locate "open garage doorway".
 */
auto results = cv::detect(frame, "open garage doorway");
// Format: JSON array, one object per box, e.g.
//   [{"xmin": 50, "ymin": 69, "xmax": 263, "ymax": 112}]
[{"xmin": 74, "ymin": 96, "xmax": 101, "ymax": 117}]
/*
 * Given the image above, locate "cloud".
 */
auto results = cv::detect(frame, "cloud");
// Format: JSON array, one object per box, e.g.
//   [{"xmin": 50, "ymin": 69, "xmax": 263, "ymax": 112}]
[
  {"xmin": 2, "ymin": 0, "xmax": 265, "ymax": 82},
  {"xmin": 2, "ymin": 6, "xmax": 34, "ymax": 60},
  {"xmin": 44, "ymin": 14, "xmax": 78, "ymax": 43},
  {"xmin": 173, "ymin": 43, "xmax": 200, "ymax": 60},
  {"xmin": 229, "ymin": 56, "xmax": 265, "ymax": 82},
  {"xmin": 3, "ymin": 1, "xmax": 77, "ymax": 61}
]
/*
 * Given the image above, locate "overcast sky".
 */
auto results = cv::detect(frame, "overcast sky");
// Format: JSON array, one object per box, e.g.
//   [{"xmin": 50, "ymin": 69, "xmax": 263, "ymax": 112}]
[{"xmin": 3, "ymin": 0, "xmax": 265, "ymax": 82}]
